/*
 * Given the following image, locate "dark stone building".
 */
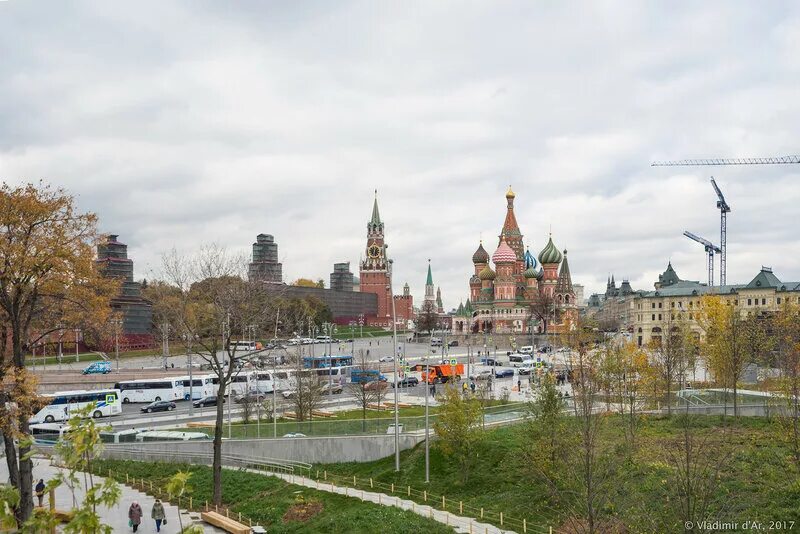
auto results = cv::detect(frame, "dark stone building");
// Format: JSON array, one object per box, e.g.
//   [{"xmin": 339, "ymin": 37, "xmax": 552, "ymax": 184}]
[
  {"xmin": 277, "ymin": 285, "xmax": 377, "ymax": 325},
  {"xmin": 249, "ymin": 234, "xmax": 282, "ymax": 283},
  {"xmin": 330, "ymin": 262, "xmax": 354, "ymax": 292},
  {"xmin": 96, "ymin": 235, "xmax": 153, "ymax": 349}
]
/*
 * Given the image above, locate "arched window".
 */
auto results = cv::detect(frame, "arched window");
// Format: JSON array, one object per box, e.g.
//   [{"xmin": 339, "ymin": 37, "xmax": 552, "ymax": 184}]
[{"xmin": 565, "ymin": 295, "xmax": 570, "ymax": 304}]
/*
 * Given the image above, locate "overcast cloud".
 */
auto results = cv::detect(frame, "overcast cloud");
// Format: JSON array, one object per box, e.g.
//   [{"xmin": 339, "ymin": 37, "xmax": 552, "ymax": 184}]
[{"xmin": 2, "ymin": 1, "xmax": 799, "ymax": 309}]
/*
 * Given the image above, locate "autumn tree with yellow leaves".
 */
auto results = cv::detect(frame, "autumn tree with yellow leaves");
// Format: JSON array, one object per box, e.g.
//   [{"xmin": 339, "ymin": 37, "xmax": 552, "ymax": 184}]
[{"xmin": 0, "ymin": 182, "xmax": 118, "ymax": 523}]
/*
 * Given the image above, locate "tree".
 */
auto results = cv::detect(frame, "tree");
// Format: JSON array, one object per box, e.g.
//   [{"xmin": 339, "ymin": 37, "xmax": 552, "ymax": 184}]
[
  {"xmin": 433, "ymin": 384, "xmax": 483, "ymax": 483},
  {"xmin": 663, "ymin": 412, "xmax": 731, "ymax": 532},
  {"xmin": 347, "ymin": 350, "xmax": 379, "ymax": 431},
  {"xmin": 700, "ymin": 296, "xmax": 748, "ymax": 420},
  {"xmin": 157, "ymin": 244, "xmax": 276, "ymax": 506},
  {"xmin": 0, "ymin": 183, "xmax": 117, "ymax": 522},
  {"xmin": 775, "ymin": 302, "xmax": 800, "ymax": 461},
  {"xmin": 524, "ymin": 372, "xmax": 565, "ymax": 482},
  {"xmin": 165, "ymin": 471, "xmax": 196, "ymax": 533},
  {"xmin": 649, "ymin": 314, "xmax": 691, "ymax": 416},
  {"xmin": 292, "ymin": 278, "xmax": 319, "ymax": 288},
  {"xmin": 416, "ymin": 300, "xmax": 438, "ymax": 335},
  {"xmin": 289, "ymin": 347, "xmax": 324, "ymax": 422},
  {"xmin": 529, "ymin": 292, "xmax": 556, "ymax": 335}
]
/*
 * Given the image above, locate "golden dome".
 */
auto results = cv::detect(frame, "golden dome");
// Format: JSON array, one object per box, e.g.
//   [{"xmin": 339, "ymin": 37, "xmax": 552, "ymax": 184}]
[{"xmin": 505, "ymin": 185, "xmax": 515, "ymax": 199}]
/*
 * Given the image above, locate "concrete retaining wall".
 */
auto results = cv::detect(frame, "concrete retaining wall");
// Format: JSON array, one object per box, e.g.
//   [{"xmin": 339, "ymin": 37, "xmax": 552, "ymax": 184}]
[{"xmin": 104, "ymin": 433, "xmax": 424, "ymax": 465}]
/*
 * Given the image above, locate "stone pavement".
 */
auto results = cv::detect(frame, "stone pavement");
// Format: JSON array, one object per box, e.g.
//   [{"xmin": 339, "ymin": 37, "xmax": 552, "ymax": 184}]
[
  {"xmin": 249, "ymin": 469, "xmax": 524, "ymax": 534},
  {"xmin": 0, "ymin": 458, "xmax": 225, "ymax": 533}
]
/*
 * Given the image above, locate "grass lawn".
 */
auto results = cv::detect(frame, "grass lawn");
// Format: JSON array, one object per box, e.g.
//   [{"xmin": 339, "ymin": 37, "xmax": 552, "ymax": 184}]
[
  {"xmin": 333, "ymin": 326, "xmax": 406, "ymax": 339},
  {"xmin": 315, "ymin": 415, "xmax": 800, "ymax": 533},
  {"xmin": 93, "ymin": 459, "xmax": 452, "ymax": 534}
]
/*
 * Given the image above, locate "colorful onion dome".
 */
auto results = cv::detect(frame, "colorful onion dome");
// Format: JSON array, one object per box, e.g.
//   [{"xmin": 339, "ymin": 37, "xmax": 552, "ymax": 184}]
[
  {"xmin": 524, "ymin": 247, "xmax": 538, "ymax": 270},
  {"xmin": 479, "ymin": 265, "xmax": 496, "ymax": 280},
  {"xmin": 469, "ymin": 274, "xmax": 481, "ymax": 285},
  {"xmin": 534, "ymin": 268, "xmax": 544, "ymax": 280},
  {"xmin": 524, "ymin": 265, "xmax": 538, "ymax": 279},
  {"xmin": 492, "ymin": 238, "xmax": 517, "ymax": 264},
  {"xmin": 472, "ymin": 241, "xmax": 489, "ymax": 264},
  {"xmin": 505, "ymin": 185, "xmax": 515, "ymax": 199},
  {"xmin": 538, "ymin": 235, "xmax": 563, "ymax": 265}
]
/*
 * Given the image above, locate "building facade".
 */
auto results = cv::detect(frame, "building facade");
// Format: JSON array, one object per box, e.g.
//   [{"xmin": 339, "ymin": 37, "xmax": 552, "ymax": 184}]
[
  {"xmin": 330, "ymin": 262, "xmax": 354, "ymax": 292},
  {"xmin": 248, "ymin": 234, "xmax": 283, "ymax": 283},
  {"xmin": 585, "ymin": 275, "xmax": 642, "ymax": 332},
  {"xmin": 461, "ymin": 187, "xmax": 577, "ymax": 334},
  {"xmin": 632, "ymin": 263, "xmax": 800, "ymax": 346},
  {"xmin": 96, "ymin": 234, "xmax": 153, "ymax": 349}
]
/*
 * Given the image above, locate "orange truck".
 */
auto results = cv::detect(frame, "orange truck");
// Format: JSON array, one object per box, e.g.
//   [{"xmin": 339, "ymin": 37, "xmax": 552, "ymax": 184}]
[{"xmin": 412, "ymin": 363, "xmax": 464, "ymax": 384}]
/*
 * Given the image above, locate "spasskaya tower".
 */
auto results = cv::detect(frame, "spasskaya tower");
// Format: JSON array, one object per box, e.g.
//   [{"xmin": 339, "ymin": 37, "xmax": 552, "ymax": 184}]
[{"xmin": 359, "ymin": 191, "xmax": 393, "ymax": 324}]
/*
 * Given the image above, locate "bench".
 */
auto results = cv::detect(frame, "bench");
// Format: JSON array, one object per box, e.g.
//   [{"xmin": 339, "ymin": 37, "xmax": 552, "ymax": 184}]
[
  {"xmin": 310, "ymin": 410, "xmax": 335, "ymax": 418},
  {"xmin": 200, "ymin": 510, "xmax": 250, "ymax": 534}
]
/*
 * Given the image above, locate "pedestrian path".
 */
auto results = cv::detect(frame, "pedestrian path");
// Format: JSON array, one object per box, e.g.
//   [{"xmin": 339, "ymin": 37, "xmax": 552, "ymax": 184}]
[
  {"xmin": 0, "ymin": 458, "xmax": 224, "ymax": 533},
  {"xmin": 247, "ymin": 468, "xmax": 519, "ymax": 534}
]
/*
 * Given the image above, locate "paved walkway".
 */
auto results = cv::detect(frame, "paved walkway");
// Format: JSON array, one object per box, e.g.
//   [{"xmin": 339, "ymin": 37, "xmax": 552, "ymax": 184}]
[
  {"xmin": 249, "ymin": 469, "xmax": 519, "ymax": 534},
  {"xmin": 0, "ymin": 458, "xmax": 224, "ymax": 533}
]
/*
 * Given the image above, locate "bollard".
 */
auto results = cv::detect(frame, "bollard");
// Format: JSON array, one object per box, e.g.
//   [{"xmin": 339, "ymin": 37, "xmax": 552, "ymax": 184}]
[
  {"xmin": 500, "ymin": 512, "xmax": 503, "ymax": 525},
  {"xmin": 205, "ymin": 501, "xmax": 208, "ymax": 511},
  {"xmin": 370, "ymin": 478, "xmax": 373, "ymax": 488},
  {"xmin": 480, "ymin": 507, "xmax": 484, "ymax": 519},
  {"xmin": 226, "ymin": 508, "xmax": 230, "ymax": 518},
  {"xmin": 239, "ymin": 512, "xmax": 242, "ymax": 522},
  {"xmin": 407, "ymin": 486, "xmax": 410, "ymax": 497},
  {"xmin": 391, "ymin": 483, "xmax": 394, "ymax": 493},
  {"xmin": 460, "ymin": 501, "xmax": 463, "ymax": 514},
  {"xmin": 189, "ymin": 496, "xmax": 192, "ymax": 509},
  {"xmin": 423, "ymin": 490, "xmax": 427, "ymax": 502},
  {"xmin": 215, "ymin": 504, "xmax": 219, "ymax": 513},
  {"xmin": 353, "ymin": 475, "xmax": 357, "ymax": 487},
  {"xmin": 442, "ymin": 495, "xmax": 445, "ymax": 509},
  {"xmin": 316, "ymin": 469, "xmax": 319, "ymax": 479},
  {"xmin": 550, "ymin": 527, "xmax": 553, "ymax": 534},
  {"xmin": 524, "ymin": 518, "xmax": 527, "ymax": 532},
  {"xmin": 249, "ymin": 518, "xmax": 252, "ymax": 526},
  {"xmin": 324, "ymin": 470, "xmax": 327, "ymax": 480},
  {"xmin": 126, "ymin": 473, "xmax": 129, "ymax": 483}
]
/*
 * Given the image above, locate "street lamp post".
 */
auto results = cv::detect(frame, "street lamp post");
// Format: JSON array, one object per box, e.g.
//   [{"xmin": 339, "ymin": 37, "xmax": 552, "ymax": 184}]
[
  {"xmin": 425, "ymin": 354, "xmax": 430, "ymax": 483},
  {"xmin": 74, "ymin": 329, "xmax": 80, "ymax": 362},
  {"xmin": 388, "ymin": 257, "xmax": 400, "ymax": 472},
  {"xmin": 113, "ymin": 320, "xmax": 121, "ymax": 374}
]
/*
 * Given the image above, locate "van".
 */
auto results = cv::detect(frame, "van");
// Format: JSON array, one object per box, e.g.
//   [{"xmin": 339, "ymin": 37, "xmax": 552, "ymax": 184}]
[
  {"xmin": 82, "ymin": 361, "xmax": 111, "ymax": 375},
  {"xmin": 509, "ymin": 354, "xmax": 533, "ymax": 367},
  {"xmin": 519, "ymin": 346, "xmax": 534, "ymax": 355},
  {"xmin": 430, "ymin": 337, "xmax": 442, "ymax": 347}
]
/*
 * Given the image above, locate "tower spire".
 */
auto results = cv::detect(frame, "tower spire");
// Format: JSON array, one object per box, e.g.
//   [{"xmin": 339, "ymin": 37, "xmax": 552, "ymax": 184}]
[{"xmin": 370, "ymin": 190, "xmax": 381, "ymax": 226}]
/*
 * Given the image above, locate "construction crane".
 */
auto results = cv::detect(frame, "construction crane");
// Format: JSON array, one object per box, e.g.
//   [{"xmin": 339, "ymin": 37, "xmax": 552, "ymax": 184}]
[
  {"xmin": 683, "ymin": 231, "xmax": 721, "ymax": 287},
  {"xmin": 651, "ymin": 154, "xmax": 800, "ymax": 286},
  {"xmin": 652, "ymin": 155, "xmax": 800, "ymax": 166}
]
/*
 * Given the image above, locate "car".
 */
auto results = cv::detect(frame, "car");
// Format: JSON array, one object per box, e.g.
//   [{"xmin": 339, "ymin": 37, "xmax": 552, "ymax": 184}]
[
  {"xmin": 392, "ymin": 377, "xmax": 419, "ymax": 388},
  {"xmin": 519, "ymin": 346, "xmax": 534, "ymax": 355},
  {"xmin": 321, "ymin": 383, "xmax": 343, "ymax": 395},
  {"xmin": 82, "ymin": 361, "xmax": 111, "ymax": 375},
  {"xmin": 364, "ymin": 380, "xmax": 389, "ymax": 391},
  {"xmin": 234, "ymin": 392, "xmax": 266, "ymax": 404},
  {"xmin": 517, "ymin": 367, "xmax": 532, "ymax": 375},
  {"xmin": 193, "ymin": 396, "xmax": 222, "ymax": 408},
  {"xmin": 281, "ymin": 389, "xmax": 297, "ymax": 399},
  {"xmin": 140, "ymin": 400, "xmax": 176, "ymax": 414},
  {"xmin": 495, "ymin": 369, "xmax": 514, "ymax": 379},
  {"xmin": 282, "ymin": 432, "xmax": 307, "ymax": 438},
  {"xmin": 448, "ymin": 340, "xmax": 459, "ymax": 347},
  {"xmin": 379, "ymin": 356, "xmax": 394, "ymax": 363},
  {"xmin": 470, "ymin": 370, "xmax": 493, "ymax": 381},
  {"xmin": 481, "ymin": 358, "xmax": 504, "ymax": 366},
  {"xmin": 538, "ymin": 346, "xmax": 552, "ymax": 353}
]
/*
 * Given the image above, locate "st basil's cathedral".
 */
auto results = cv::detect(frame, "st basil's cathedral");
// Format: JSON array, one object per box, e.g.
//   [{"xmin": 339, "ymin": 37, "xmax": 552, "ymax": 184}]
[{"xmin": 452, "ymin": 187, "xmax": 577, "ymax": 334}]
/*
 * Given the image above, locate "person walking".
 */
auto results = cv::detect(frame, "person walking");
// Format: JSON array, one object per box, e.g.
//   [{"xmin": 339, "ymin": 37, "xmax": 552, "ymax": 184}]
[
  {"xmin": 151, "ymin": 499, "xmax": 166, "ymax": 532},
  {"xmin": 128, "ymin": 501, "xmax": 143, "ymax": 532},
  {"xmin": 35, "ymin": 479, "xmax": 45, "ymax": 507}
]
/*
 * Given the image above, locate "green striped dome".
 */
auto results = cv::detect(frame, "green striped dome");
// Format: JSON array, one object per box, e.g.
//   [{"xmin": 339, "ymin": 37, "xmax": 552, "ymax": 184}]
[
  {"xmin": 478, "ymin": 265, "xmax": 496, "ymax": 280},
  {"xmin": 538, "ymin": 236, "xmax": 563, "ymax": 265}
]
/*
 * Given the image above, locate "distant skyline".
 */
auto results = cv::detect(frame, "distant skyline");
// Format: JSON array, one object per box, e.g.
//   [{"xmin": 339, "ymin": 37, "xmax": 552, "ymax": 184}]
[{"xmin": 2, "ymin": 1, "xmax": 799, "ymax": 309}]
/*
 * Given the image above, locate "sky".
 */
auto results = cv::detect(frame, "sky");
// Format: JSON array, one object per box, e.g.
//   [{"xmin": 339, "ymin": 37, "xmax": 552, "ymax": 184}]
[{"xmin": 2, "ymin": 1, "xmax": 800, "ymax": 310}]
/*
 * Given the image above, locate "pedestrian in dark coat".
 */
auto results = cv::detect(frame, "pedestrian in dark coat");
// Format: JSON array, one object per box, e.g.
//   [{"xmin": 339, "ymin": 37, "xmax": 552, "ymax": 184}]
[{"xmin": 128, "ymin": 501, "xmax": 143, "ymax": 532}]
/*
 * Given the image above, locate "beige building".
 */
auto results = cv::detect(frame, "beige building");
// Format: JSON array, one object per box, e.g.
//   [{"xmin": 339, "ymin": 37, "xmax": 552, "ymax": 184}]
[{"xmin": 633, "ymin": 263, "xmax": 800, "ymax": 346}]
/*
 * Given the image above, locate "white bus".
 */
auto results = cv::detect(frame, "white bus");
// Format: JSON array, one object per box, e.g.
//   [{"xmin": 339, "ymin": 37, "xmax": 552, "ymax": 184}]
[
  {"xmin": 228, "ymin": 341, "xmax": 261, "ymax": 352},
  {"xmin": 114, "ymin": 379, "xmax": 184, "ymax": 404},
  {"xmin": 175, "ymin": 375, "xmax": 215, "ymax": 400},
  {"xmin": 251, "ymin": 371, "xmax": 275, "ymax": 394},
  {"xmin": 29, "ymin": 389, "xmax": 122, "ymax": 424},
  {"xmin": 209, "ymin": 372, "xmax": 253, "ymax": 396}
]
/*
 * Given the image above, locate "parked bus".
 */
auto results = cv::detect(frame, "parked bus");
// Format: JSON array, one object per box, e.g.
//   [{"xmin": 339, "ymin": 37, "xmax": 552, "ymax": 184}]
[
  {"xmin": 228, "ymin": 341, "xmax": 262, "ymax": 352},
  {"xmin": 209, "ymin": 371, "xmax": 252, "ymax": 396},
  {"xmin": 29, "ymin": 388, "xmax": 122, "ymax": 424},
  {"xmin": 251, "ymin": 371, "xmax": 275, "ymax": 394},
  {"xmin": 174, "ymin": 375, "xmax": 215, "ymax": 400},
  {"xmin": 302, "ymin": 355, "xmax": 353, "ymax": 369},
  {"xmin": 113, "ymin": 379, "xmax": 184, "ymax": 404},
  {"xmin": 136, "ymin": 430, "xmax": 212, "ymax": 442}
]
